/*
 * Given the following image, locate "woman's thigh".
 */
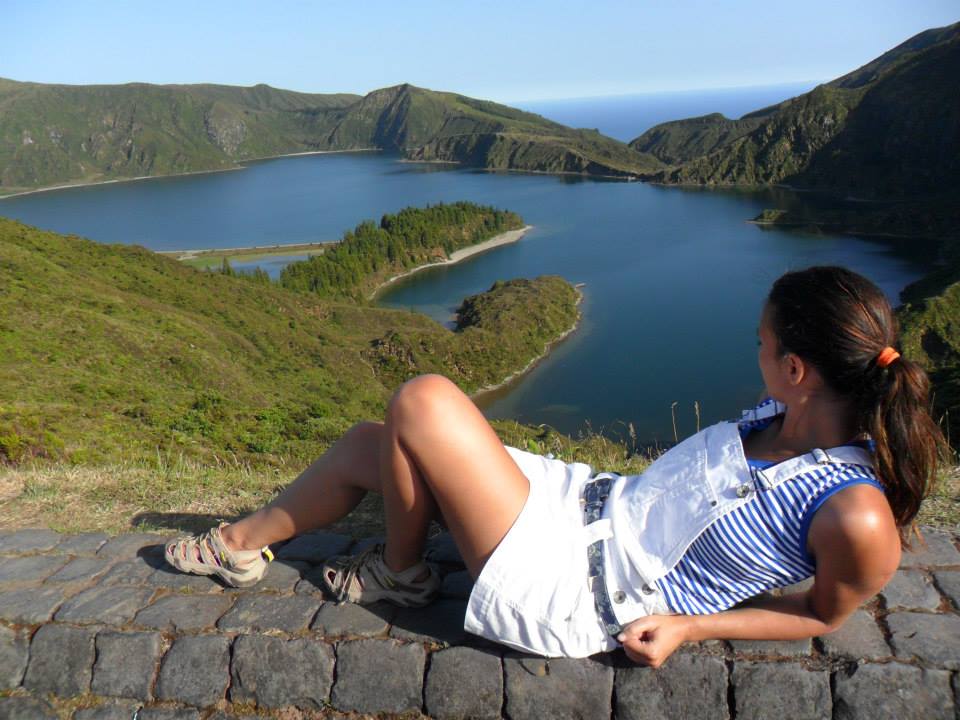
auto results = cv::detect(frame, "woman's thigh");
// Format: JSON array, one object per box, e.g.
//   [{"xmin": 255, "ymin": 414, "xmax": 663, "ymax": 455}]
[{"xmin": 388, "ymin": 374, "xmax": 531, "ymax": 578}]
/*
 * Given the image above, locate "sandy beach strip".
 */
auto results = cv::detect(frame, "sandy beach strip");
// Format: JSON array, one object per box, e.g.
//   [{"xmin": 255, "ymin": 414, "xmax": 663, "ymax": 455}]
[{"xmin": 370, "ymin": 225, "xmax": 533, "ymax": 299}]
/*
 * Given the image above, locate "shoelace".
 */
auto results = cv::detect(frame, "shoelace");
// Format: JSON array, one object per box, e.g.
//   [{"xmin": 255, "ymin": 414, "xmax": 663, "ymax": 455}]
[{"xmin": 333, "ymin": 544, "xmax": 383, "ymax": 603}]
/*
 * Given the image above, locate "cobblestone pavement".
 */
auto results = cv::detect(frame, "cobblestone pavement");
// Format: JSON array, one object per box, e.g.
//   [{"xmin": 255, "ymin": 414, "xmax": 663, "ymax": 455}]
[{"xmin": 0, "ymin": 526, "xmax": 957, "ymax": 719}]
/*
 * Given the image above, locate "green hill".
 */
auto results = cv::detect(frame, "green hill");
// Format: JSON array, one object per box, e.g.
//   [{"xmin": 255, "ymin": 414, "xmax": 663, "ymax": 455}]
[
  {"xmin": 630, "ymin": 22, "xmax": 960, "ymax": 201},
  {"xmin": 0, "ymin": 80, "xmax": 660, "ymax": 193},
  {"xmin": 0, "ymin": 213, "xmax": 579, "ymax": 466}
]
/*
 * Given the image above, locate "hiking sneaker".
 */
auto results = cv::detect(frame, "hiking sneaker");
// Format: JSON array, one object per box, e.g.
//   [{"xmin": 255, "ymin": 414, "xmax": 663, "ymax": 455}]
[
  {"xmin": 321, "ymin": 543, "xmax": 440, "ymax": 607},
  {"xmin": 164, "ymin": 523, "xmax": 273, "ymax": 588}
]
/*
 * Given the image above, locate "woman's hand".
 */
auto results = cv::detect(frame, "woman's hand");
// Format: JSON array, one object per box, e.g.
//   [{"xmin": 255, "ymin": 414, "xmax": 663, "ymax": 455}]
[{"xmin": 617, "ymin": 614, "xmax": 691, "ymax": 667}]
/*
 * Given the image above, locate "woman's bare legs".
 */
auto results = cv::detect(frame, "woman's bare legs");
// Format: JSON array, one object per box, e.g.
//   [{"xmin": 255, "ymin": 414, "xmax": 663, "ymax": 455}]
[{"xmin": 219, "ymin": 374, "xmax": 531, "ymax": 580}]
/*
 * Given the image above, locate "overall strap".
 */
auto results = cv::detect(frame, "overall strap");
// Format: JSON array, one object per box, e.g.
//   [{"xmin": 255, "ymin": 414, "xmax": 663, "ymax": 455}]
[{"xmin": 753, "ymin": 445, "xmax": 875, "ymax": 491}]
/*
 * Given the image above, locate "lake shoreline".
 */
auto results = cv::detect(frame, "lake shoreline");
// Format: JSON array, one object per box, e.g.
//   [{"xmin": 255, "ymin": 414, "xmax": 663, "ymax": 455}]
[{"xmin": 369, "ymin": 225, "xmax": 533, "ymax": 300}]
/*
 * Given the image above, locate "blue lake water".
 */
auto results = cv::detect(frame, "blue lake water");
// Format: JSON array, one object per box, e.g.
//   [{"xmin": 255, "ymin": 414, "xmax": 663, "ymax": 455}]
[{"xmin": 0, "ymin": 87, "xmax": 938, "ymax": 443}]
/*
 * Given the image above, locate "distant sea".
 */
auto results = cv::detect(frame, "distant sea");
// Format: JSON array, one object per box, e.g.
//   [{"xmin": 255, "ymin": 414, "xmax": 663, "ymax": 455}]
[{"xmin": 516, "ymin": 82, "xmax": 820, "ymax": 142}]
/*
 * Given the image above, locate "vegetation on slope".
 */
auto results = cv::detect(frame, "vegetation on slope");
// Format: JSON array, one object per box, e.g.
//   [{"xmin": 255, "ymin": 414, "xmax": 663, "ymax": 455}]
[
  {"xmin": 278, "ymin": 202, "xmax": 523, "ymax": 299},
  {"xmin": 0, "ymin": 80, "xmax": 661, "ymax": 193},
  {"xmin": 0, "ymin": 212, "xmax": 578, "ymax": 468}
]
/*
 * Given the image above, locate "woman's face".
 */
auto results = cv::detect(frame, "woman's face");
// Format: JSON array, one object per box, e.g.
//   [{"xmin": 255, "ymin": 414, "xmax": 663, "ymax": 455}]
[{"xmin": 757, "ymin": 304, "xmax": 787, "ymax": 400}]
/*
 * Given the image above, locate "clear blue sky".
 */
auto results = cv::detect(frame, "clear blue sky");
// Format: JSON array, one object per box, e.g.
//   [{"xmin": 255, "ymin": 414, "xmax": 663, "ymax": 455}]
[{"xmin": 4, "ymin": 1, "xmax": 958, "ymax": 102}]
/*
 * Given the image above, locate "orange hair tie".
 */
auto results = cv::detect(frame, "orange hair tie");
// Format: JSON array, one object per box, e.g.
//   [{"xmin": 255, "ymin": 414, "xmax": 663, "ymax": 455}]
[{"xmin": 876, "ymin": 346, "xmax": 901, "ymax": 368}]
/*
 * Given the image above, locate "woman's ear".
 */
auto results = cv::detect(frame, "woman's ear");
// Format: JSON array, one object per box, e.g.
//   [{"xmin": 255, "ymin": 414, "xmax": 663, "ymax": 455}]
[{"xmin": 783, "ymin": 353, "xmax": 807, "ymax": 387}]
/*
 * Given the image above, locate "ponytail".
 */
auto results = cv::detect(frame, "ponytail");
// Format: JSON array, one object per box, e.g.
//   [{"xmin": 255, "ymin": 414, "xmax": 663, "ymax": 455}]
[{"xmin": 768, "ymin": 267, "xmax": 950, "ymax": 544}]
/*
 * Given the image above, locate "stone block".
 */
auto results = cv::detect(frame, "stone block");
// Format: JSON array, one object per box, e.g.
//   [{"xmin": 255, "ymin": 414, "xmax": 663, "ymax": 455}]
[
  {"xmin": 0, "ymin": 585, "xmax": 66, "ymax": 623},
  {"xmin": 887, "ymin": 611, "xmax": 960, "ymax": 669},
  {"xmin": 293, "ymin": 566, "xmax": 328, "ymax": 596},
  {"xmin": 440, "ymin": 569, "xmax": 474, "ymax": 599},
  {"xmin": 331, "ymin": 639, "xmax": 425, "ymax": 714},
  {"xmin": 834, "ymin": 662, "xmax": 953, "ymax": 720},
  {"xmin": 74, "ymin": 701, "xmax": 141, "ymax": 720},
  {"xmin": 45, "ymin": 555, "xmax": 112, "ymax": 584},
  {"xmin": 899, "ymin": 531, "xmax": 960, "ymax": 568},
  {"xmin": 216, "ymin": 593, "xmax": 320, "ymax": 633},
  {"xmin": 311, "ymin": 600, "xmax": 393, "ymax": 637},
  {"xmin": 732, "ymin": 661, "xmax": 830, "ymax": 720},
  {"xmin": 55, "ymin": 531, "xmax": 109, "ymax": 555},
  {"xmin": 0, "ymin": 625, "xmax": 28, "ymax": 689},
  {"xmin": 137, "ymin": 709, "xmax": 202, "ymax": 720},
  {"xmin": 818, "ymin": 609, "xmax": 889, "ymax": 659},
  {"xmin": 505, "ymin": 654, "xmax": 613, "ymax": 720},
  {"xmin": 55, "ymin": 585, "xmax": 154, "ymax": 625},
  {"xmin": 92, "ymin": 630, "xmax": 163, "ymax": 699},
  {"xmin": 156, "ymin": 634, "xmax": 231, "ymax": 707},
  {"xmin": 614, "ymin": 652, "xmax": 729, "ymax": 720},
  {"xmin": 390, "ymin": 599, "xmax": 468, "ymax": 646},
  {"xmin": 934, "ymin": 569, "xmax": 960, "ymax": 609},
  {"xmin": 134, "ymin": 593, "xmax": 234, "ymax": 631},
  {"xmin": 23, "ymin": 623, "xmax": 95, "ymax": 696},
  {"xmin": 0, "ymin": 528, "xmax": 61, "ymax": 554},
  {"xmin": 230, "ymin": 634, "xmax": 335, "ymax": 708},
  {"xmin": 881, "ymin": 569, "xmax": 941, "ymax": 610},
  {"xmin": 244, "ymin": 559, "xmax": 307, "ymax": 592},
  {"xmin": 0, "ymin": 697, "xmax": 57, "ymax": 719},
  {"xmin": 100, "ymin": 557, "xmax": 160, "ymax": 585},
  {"xmin": 275, "ymin": 531, "xmax": 352, "ymax": 563},
  {"xmin": 0, "ymin": 555, "xmax": 67, "ymax": 583},
  {"xmin": 729, "ymin": 636, "xmax": 812, "ymax": 657},
  {"xmin": 425, "ymin": 645, "xmax": 502, "ymax": 720},
  {"xmin": 96, "ymin": 533, "xmax": 169, "ymax": 559}
]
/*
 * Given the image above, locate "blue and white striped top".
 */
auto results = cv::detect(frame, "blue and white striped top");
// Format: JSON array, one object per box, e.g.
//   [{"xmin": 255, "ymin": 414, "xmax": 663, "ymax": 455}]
[{"xmin": 654, "ymin": 400, "xmax": 883, "ymax": 615}]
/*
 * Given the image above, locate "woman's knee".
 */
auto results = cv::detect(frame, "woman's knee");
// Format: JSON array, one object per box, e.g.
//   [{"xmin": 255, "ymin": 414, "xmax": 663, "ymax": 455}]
[{"xmin": 387, "ymin": 374, "xmax": 465, "ymax": 428}]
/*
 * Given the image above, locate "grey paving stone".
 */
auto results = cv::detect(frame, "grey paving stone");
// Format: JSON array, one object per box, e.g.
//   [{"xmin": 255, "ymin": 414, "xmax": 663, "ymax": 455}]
[
  {"xmin": 311, "ymin": 600, "xmax": 393, "ymax": 637},
  {"xmin": 882, "ymin": 569, "xmax": 942, "ymax": 610},
  {"xmin": 505, "ymin": 654, "xmax": 613, "ymax": 720},
  {"xmin": 92, "ymin": 630, "xmax": 163, "ymax": 699},
  {"xmin": 729, "ymin": 636, "xmax": 812, "ymax": 657},
  {"xmin": 96, "ymin": 532, "xmax": 170, "ymax": 559},
  {"xmin": 425, "ymin": 645, "xmax": 502, "ymax": 720},
  {"xmin": 293, "ymin": 566, "xmax": 327, "ymax": 596},
  {"xmin": 834, "ymin": 662, "xmax": 953, "ymax": 720},
  {"xmin": 230, "ymin": 634, "xmax": 335, "ymax": 708},
  {"xmin": 216, "ymin": 593, "xmax": 320, "ymax": 633},
  {"xmin": 243, "ymin": 559, "xmax": 308, "ymax": 592},
  {"xmin": 390, "ymin": 599, "xmax": 468, "ymax": 646},
  {"xmin": 134, "ymin": 593, "xmax": 234, "ymax": 631},
  {"xmin": 934, "ymin": 569, "xmax": 960, "ymax": 609},
  {"xmin": 74, "ymin": 701, "xmax": 141, "ymax": 720},
  {"xmin": 137, "ymin": 709, "xmax": 201, "ymax": 720},
  {"xmin": 0, "ymin": 697, "xmax": 57, "ymax": 719},
  {"xmin": 146, "ymin": 564, "xmax": 225, "ymax": 592},
  {"xmin": 0, "ymin": 625, "xmax": 28, "ymax": 689},
  {"xmin": 55, "ymin": 531, "xmax": 109, "ymax": 555},
  {"xmin": 45, "ymin": 555, "xmax": 112, "ymax": 584},
  {"xmin": 23, "ymin": 623, "xmax": 95, "ymax": 696},
  {"xmin": 900, "ymin": 530, "xmax": 960, "ymax": 568},
  {"xmin": 0, "ymin": 528, "xmax": 61, "ymax": 553},
  {"xmin": 818, "ymin": 609, "xmax": 890, "ymax": 659},
  {"xmin": 426, "ymin": 532, "xmax": 464, "ymax": 565},
  {"xmin": 615, "ymin": 652, "xmax": 729, "ymax": 720},
  {"xmin": 99, "ymin": 557, "xmax": 160, "ymax": 585},
  {"xmin": 331, "ymin": 639, "xmax": 425, "ymax": 714},
  {"xmin": 0, "ymin": 585, "xmax": 66, "ymax": 623},
  {"xmin": 887, "ymin": 611, "xmax": 960, "ymax": 668},
  {"xmin": 275, "ymin": 531, "xmax": 352, "ymax": 563},
  {"xmin": 732, "ymin": 661, "xmax": 830, "ymax": 720},
  {"xmin": 155, "ymin": 634, "xmax": 230, "ymax": 707},
  {"xmin": 440, "ymin": 569, "xmax": 474, "ymax": 599},
  {"xmin": 55, "ymin": 585, "xmax": 154, "ymax": 625},
  {"xmin": 0, "ymin": 554, "xmax": 68, "ymax": 583}
]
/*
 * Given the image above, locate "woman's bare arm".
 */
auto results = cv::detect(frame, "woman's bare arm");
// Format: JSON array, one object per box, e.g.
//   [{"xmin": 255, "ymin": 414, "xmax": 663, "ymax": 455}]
[{"xmin": 618, "ymin": 485, "xmax": 900, "ymax": 666}]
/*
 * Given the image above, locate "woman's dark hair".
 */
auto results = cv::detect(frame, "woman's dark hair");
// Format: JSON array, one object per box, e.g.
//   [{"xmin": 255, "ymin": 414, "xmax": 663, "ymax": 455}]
[{"xmin": 767, "ymin": 266, "xmax": 949, "ymax": 542}]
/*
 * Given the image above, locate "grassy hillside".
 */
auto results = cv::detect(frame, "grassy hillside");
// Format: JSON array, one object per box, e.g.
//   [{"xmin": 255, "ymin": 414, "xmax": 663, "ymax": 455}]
[
  {"xmin": 0, "ymin": 214, "xmax": 579, "ymax": 467},
  {"xmin": 0, "ymin": 80, "xmax": 661, "ymax": 192},
  {"xmin": 630, "ymin": 22, "xmax": 960, "ymax": 202}
]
